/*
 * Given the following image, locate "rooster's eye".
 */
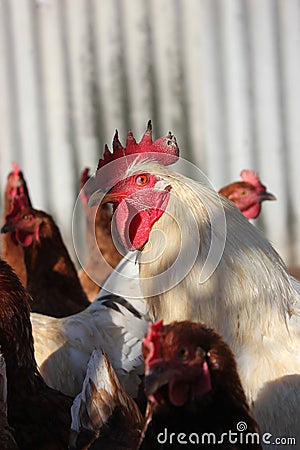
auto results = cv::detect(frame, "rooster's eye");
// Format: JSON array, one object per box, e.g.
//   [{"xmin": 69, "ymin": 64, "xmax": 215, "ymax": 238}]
[
  {"xmin": 177, "ymin": 347, "xmax": 189, "ymax": 359},
  {"xmin": 135, "ymin": 175, "xmax": 149, "ymax": 186},
  {"xmin": 240, "ymin": 190, "xmax": 247, "ymax": 196}
]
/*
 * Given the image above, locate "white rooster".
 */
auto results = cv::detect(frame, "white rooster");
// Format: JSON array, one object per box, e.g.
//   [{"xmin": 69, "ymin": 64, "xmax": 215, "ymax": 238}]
[{"xmin": 90, "ymin": 121, "xmax": 300, "ymax": 448}]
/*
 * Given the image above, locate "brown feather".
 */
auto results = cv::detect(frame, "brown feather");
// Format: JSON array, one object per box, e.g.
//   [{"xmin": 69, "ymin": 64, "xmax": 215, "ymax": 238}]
[
  {"xmin": 0, "ymin": 258, "xmax": 72, "ymax": 449},
  {"xmin": 2, "ymin": 206, "xmax": 90, "ymax": 318},
  {"xmin": 70, "ymin": 350, "xmax": 143, "ymax": 450}
]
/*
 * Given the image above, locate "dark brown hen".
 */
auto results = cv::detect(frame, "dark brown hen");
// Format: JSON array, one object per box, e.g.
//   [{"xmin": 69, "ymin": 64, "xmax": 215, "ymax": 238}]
[
  {"xmin": 139, "ymin": 320, "xmax": 262, "ymax": 450},
  {"xmin": 1, "ymin": 206, "xmax": 89, "ymax": 318},
  {"xmin": 0, "ymin": 258, "xmax": 72, "ymax": 449}
]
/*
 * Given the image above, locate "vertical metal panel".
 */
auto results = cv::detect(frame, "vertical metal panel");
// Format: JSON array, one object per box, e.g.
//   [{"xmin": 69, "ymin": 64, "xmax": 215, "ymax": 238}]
[
  {"xmin": 194, "ymin": 0, "xmax": 228, "ymax": 187},
  {"xmin": 64, "ymin": 0, "xmax": 98, "ymax": 171},
  {"xmin": 220, "ymin": 0, "xmax": 255, "ymax": 177},
  {"xmin": 36, "ymin": 0, "xmax": 76, "ymax": 227},
  {"xmin": 0, "ymin": 0, "xmax": 299, "ymax": 266},
  {"xmin": 180, "ymin": 0, "xmax": 206, "ymax": 171},
  {"xmin": 0, "ymin": 1, "xmax": 15, "ymax": 175},
  {"xmin": 91, "ymin": 0, "xmax": 128, "ymax": 142},
  {"xmin": 119, "ymin": 0, "xmax": 153, "ymax": 137},
  {"xmin": 277, "ymin": 0, "xmax": 300, "ymax": 262},
  {"xmin": 7, "ymin": 0, "xmax": 47, "ymax": 208},
  {"xmin": 149, "ymin": 0, "xmax": 186, "ymax": 138},
  {"xmin": 246, "ymin": 0, "xmax": 289, "ymax": 260}
]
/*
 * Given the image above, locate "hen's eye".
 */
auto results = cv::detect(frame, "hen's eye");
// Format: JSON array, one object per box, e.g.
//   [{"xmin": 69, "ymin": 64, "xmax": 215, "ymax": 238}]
[
  {"xmin": 23, "ymin": 215, "xmax": 33, "ymax": 221},
  {"xmin": 196, "ymin": 347, "xmax": 206, "ymax": 359},
  {"xmin": 135, "ymin": 175, "xmax": 149, "ymax": 186},
  {"xmin": 240, "ymin": 190, "xmax": 247, "ymax": 196},
  {"xmin": 177, "ymin": 347, "xmax": 189, "ymax": 359}
]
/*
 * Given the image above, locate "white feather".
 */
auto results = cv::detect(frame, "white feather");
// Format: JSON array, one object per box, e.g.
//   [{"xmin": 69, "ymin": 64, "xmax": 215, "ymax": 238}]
[
  {"xmin": 70, "ymin": 349, "xmax": 116, "ymax": 434},
  {"xmin": 119, "ymin": 159, "xmax": 300, "ymax": 448},
  {"xmin": 31, "ymin": 255, "xmax": 150, "ymax": 398}
]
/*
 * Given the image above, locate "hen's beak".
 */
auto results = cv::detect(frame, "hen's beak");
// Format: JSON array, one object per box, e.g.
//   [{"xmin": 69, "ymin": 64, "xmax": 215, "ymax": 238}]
[
  {"xmin": 259, "ymin": 191, "xmax": 276, "ymax": 202},
  {"xmin": 144, "ymin": 364, "xmax": 179, "ymax": 396},
  {"xmin": 1, "ymin": 222, "xmax": 13, "ymax": 234}
]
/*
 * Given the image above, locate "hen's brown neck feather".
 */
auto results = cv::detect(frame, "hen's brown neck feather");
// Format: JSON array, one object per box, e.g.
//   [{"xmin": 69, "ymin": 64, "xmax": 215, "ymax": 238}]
[{"xmin": 22, "ymin": 211, "xmax": 89, "ymax": 317}]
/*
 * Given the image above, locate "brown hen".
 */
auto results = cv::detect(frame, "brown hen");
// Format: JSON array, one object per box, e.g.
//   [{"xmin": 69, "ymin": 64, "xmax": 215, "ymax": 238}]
[
  {"xmin": 1, "ymin": 206, "xmax": 89, "ymax": 318},
  {"xmin": 139, "ymin": 320, "xmax": 262, "ymax": 449},
  {"xmin": 1, "ymin": 163, "xmax": 31, "ymax": 287},
  {"xmin": 218, "ymin": 170, "xmax": 276, "ymax": 219}
]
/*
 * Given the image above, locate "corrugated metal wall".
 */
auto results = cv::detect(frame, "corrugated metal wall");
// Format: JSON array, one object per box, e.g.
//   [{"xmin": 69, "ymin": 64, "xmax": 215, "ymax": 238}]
[{"xmin": 0, "ymin": 0, "xmax": 299, "ymax": 266}]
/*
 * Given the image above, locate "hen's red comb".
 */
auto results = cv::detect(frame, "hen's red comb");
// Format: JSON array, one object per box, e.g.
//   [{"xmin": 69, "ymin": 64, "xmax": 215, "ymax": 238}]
[
  {"xmin": 11, "ymin": 162, "xmax": 21, "ymax": 178},
  {"xmin": 240, "ymin": 170, "xmax": 264, "ymax": 189},
  {"xmin": 143, "ymin": 320, "xmax": 165, "ymax": 368},
  {"xmin": 97, "ymin": 121, "xmax": 179, "ymax": 171}
]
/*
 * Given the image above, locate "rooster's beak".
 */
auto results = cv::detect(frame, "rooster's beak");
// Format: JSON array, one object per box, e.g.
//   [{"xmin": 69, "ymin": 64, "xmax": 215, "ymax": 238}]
[
  {"xmin": 88, "ymin": 191, "xmax": 124, "ymax": 208},
  {"xmin": 100, "ymin": 192, "xmax": 124, "ymax": 206}
]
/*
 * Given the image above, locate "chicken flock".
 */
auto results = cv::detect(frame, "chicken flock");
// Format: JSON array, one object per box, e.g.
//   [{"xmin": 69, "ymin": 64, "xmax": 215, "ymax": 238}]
[{"xmin": 0, "ymin": 121, "xmax": 298, "ymax": 449}]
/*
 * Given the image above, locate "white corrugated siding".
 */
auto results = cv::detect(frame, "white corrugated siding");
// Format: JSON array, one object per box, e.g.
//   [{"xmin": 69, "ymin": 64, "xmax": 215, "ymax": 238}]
[{"xmin": 0, "ymin": 0, "xmax": 299, "ymax": 265}]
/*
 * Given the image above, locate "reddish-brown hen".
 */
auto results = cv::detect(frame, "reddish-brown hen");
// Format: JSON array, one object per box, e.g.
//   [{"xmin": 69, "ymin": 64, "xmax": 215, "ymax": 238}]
[
  {"xmin": 139, "ymin": 320, "xmax": 262, "ymax": 449},
  {"xmin": 1, "ymin": 163, "xmax": 31, "ymax": 287},
  {"xmin": 0, "ymin": 258, "xmax": 72, "ymax": 449},
  {"xmin": 1, "ymin": 206, "xmax": 89, "ymax": 318},
  {"xmin": 218, "ymin": 170, "xmax": 276, "ymax": 219}
]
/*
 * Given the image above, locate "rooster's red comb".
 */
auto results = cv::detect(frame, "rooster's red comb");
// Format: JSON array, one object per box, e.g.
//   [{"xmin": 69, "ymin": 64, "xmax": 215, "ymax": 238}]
[
  {"xmin": 143, "ymin": 320, "xmax": 165, "ymax": 369},
  {"xmin": 97, "ymin": 121, "xmax": 179, "ymax": 171}
]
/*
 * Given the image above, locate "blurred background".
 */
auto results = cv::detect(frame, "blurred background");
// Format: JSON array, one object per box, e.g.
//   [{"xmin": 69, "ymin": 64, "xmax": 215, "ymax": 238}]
[{"xmin": 0, "ymin": 0, "xmax": 299, "ymax": 268}]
